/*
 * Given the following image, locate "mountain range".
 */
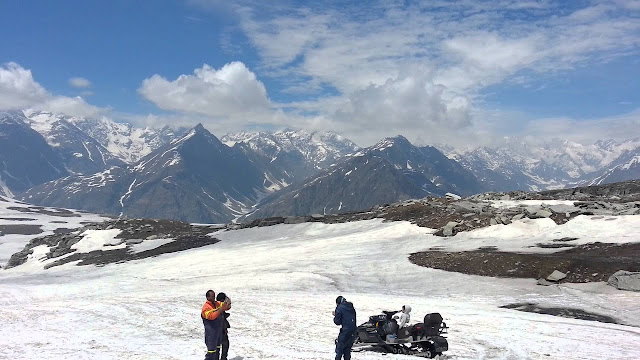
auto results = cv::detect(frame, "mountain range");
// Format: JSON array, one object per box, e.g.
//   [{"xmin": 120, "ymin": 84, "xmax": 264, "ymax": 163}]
[{"xmin": 1, "ymin": 109, "xmax": 639, "ymax": 222}]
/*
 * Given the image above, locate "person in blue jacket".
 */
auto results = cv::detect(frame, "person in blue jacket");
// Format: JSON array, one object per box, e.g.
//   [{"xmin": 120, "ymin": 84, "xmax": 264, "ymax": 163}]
[{"xmin": 333, "ymin": 295, "xmax": 357, "ymax": 360}]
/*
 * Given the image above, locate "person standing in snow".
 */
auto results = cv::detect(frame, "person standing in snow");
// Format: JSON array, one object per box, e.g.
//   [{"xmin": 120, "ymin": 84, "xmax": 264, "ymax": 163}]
[
  {"xmin": 216, "ymin": 292, "xmax": 232, "ymax": 360},
  {"xmin": 393, "ymin": 305, "xmax": 412, "ymax": 328},
  {"xmin": 201, "ymin": 290, "xmax": 230, "ymax": 360},
  {"xmin": 333, "ymin": 295, "xmax": 357, "ymax": 360}
]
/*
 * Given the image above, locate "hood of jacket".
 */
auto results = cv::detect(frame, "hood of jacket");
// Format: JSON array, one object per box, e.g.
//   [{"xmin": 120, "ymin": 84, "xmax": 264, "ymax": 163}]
[
  {"xmin": 338, "ymin": 301, "xmax": 355, "ymax": 313},
  {"xmin": 403, "ymin": 305, "xmax": 412, "ymax": 314}
]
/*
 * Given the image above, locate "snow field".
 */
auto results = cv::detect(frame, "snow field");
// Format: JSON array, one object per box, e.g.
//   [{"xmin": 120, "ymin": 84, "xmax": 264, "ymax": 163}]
[
  {"xmin": 0, "ymin": 198, "xmax": 110, "ymax": 266},
  {"xmin": 1, "ymin": 219, "xmax": 640, "ymax": 359}
]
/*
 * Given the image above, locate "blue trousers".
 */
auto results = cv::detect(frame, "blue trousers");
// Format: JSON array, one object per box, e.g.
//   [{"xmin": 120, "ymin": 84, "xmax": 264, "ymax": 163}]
[
  {"xmin": 335, "ymin": 328, "xmax": 356, "ymax": 360},
  {"xmin": 204, "ymin": 321, "xmax": 222, "ymax": 360}
]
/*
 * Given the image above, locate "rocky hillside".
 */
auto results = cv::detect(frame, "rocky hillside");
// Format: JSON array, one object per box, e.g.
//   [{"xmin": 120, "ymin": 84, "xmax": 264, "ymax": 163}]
[
  {"xmin": 6, "ymin": 218, "xmax": 222, "ymax": 269},
  {"xmin": 24, "ymin": 110, "xmax": 124, "ymax": 174},
  {"xmin": 22, "ymin": 125, "xmax": 271, "ymax": 223},
  {"xmin": 222, "ymin": 129, "xmax": 359, "ymax": 184},
  {"xmin": 577, "ymin": 148, "xmax": 640, "ymax": 186},
  {"xmin": 0, "ymin": 111, "xmax": 68, "ymax": 196},
  {"xmin": 245, "ymin": 136, "xmax": 486, "ymax": 219},
  {"xmin": 7, "ymin": 180, "xmax": 640, "ymax": 288}
]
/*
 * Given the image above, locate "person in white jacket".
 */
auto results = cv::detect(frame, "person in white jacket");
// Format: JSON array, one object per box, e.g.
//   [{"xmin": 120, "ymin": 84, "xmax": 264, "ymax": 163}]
[{"xmin": 393, "ymin": 305, "xmax": 412, "ymax": 328}]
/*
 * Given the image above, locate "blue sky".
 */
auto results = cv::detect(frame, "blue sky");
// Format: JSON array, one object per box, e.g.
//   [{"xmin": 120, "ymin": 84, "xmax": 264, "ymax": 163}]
[{"xmin": 1, "ymin": 0, "xmax": 639, "ymax": 147}]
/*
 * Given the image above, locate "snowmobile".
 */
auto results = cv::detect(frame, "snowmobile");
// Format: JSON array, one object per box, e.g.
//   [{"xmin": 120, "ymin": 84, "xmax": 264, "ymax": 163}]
[{"xmin": 352, "ymin": 310, "xmax": 448, "ymax": 358}]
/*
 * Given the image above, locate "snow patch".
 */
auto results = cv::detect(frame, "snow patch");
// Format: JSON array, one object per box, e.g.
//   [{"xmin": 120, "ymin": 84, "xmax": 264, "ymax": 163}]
[
  {"xmin": 129, "ymin": 238, "xmax": 175, "ymax": 254},
  {"xmin": 71, "ymin": 229, "xmax": 124, "ymax": 253},
  {"xmin": 119, "ymin": 178, "xmax": 137, "ymax": 208}
]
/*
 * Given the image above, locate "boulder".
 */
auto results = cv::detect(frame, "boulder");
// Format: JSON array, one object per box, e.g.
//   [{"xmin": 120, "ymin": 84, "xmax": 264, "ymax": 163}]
[
  {"xmin": 546, "ymin": 270, "xmax": 567, "ymax": 282},
  {"xmin": 284, "ymin": 216, "xmax": 307, "ymax": 224},
  {"xmin": 537, "ymin": 278, "xmax": 555, "ymax": 286},
  {"xmin": 442, "ymin": 221, "xmax": 459, "ymax": 237},
  {"xmin": 445, "ymin": 193, "xmax": 462, "ymax": 200},
  {"xmin": 512, "ymin": 214, "xmax": 525, "ymax": 221},
  {"xmin": 608, "ymin": 270, "xmax": 640, "ymax": 292},
  {"xmin": 530, "ymin": 209, "xmax": 553, "ymax": 218}
]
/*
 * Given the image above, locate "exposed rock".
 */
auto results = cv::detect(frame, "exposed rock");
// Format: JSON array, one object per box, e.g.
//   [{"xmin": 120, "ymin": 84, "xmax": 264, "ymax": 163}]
[
  {"xmin": 608, "ymin": 270, "xmax": 640, "ymax": 292},
  {"xmin": 284, "ymin": 216, "xmax": 307, "ymax": 224},
  {"xmin": 442, "ymin": 221, "xmax": 459, "ymax": 236},
  {"xmin": 546, "ymin": 270, "xmax": 567, "ymax": 282},
  {"xmin": 409, "ymin": 242, "xmax": 640, "ymax": 283},
  {"xmin": 6, "ymin": 218, "xmax": 223, "ymax": 269},
  {"xmin": 445, "ymin": 193, "xmax": 461, "ymax": 200},
  {"xmin": 500, "ymin": 303, "xmax": 621, "ymax": 325},
  {"xmin": 537, "ymin": 278, "xmax": 555, "ymax": 286},
  {"xmin": 534, "ymin": 209, "xmax": 553, "ymax": 218}
]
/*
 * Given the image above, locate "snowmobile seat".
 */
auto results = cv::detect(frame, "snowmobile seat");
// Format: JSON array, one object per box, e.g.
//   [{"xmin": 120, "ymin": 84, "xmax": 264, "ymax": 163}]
[
  {"xmin": 410, "ymin": 322, "xmax": 425, "ymax": 340},
  {"xmin": 423, "ymin": 313, "xmax": 444, "ymax": 336},
  {"xmin": 382, "ymin": 318, "xmax": 399, "ymax": 335},
  {"xmin": 397, "ymin": 327, "xmax": 411, "ymax": 339}
]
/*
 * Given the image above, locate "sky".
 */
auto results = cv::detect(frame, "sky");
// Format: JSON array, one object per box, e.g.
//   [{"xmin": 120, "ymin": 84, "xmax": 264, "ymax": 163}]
[{"xmin": 1, "ymin": 0, "xmax": 639, "ymax": 148}]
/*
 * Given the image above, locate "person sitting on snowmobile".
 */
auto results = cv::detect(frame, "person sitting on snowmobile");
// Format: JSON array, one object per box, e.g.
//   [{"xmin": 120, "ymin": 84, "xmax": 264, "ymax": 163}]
[
  {"xmin": 392, "ymin": 305, "xmax": 412, "ymax": 328},
  {"xmin": 216, "ymin": 292, "xmax": 232, "ymax": 360},
  {"xmin": 333, "ymin": 295, "xmax": 357, "ymax": 360},
  {"xmin": 201, "ymin": 290, "xmax": 230, "ymax": 360}
]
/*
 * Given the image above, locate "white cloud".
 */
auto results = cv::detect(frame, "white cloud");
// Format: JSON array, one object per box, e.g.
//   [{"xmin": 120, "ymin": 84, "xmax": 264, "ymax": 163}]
[
  {"xmin": 522, "ymin": 110, "xmax": 640, "ymax": 144},
  {"xmin": 0, "ymin": 62, "xmax": 105, "ymax": 118},
  {"xmin": 68, "ymin": 77, "xmax": 91, "ymax": 88},
  {"xmin": 138, "ymin": 62, "xmax": 271, "ymax": 117},
  {"xmin": 0, "ymin": 62, "xmax": 49, "ymax": 109},
  {"xmin": 228, "ymin": 1, "xmax": 640, "ymax": 143},
  {"xmin": 42, "ymin": 96, "xmax": 105, "ymax": 118},
  {"xmin": 278, "ymin": 74, "xmax": 474, "ymax": 147}
]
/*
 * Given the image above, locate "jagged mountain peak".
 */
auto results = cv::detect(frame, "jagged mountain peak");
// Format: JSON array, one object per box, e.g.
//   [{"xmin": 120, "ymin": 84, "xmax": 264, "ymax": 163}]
[
  {"xmin": 222, "ymin": 128, "xmax": 359, "ymax": 169},
  {"xmin": 171, "ymin": 123, "xmax": 223, "ymax": 148},
  {"xmin": 193, "ymin": 123, "xmax": 207, "ymax": 132},
  {"xmin": 21, "ymin": 109, "xmax": 184, "ymax": 164},
  {"xmin": 0, "ymin": 110, "xmax": 30, "ymax": 126},
  {"xmin": 371, "ymin": 135, "xmax": 412, "ymax": 151}
]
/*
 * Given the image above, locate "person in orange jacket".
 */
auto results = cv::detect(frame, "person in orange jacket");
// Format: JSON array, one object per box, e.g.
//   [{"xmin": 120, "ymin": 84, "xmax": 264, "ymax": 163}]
[{"xmin": 201, "ymin": 290, "xmax": 231, "ymax": 360}]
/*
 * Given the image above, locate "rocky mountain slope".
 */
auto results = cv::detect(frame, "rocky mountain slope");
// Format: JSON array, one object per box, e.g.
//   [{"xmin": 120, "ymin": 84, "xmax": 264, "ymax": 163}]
[
  {"xmin": 222, "ymin": 129, "xmax": 359, "ymax": 189},
  {"xmin": 449, "ymin": 138, "xmax": 640, "ymax": 192},
  {"xmin": 0, "ymin": 111, "xmax": 68, "ymax": 196},
  {"xmin": 576, "ymin": 148, "xmax": 640, "ymax": 186},
  {"xmin": 23, "ymin": 110, "xmax": 124, "ymax": 174},
  {"xmin": 22, "ymin": 125, "xmax": 275, "ymax": 223},
  {"xmin": 245, "ymin": 136, "xmax": 486, "ymax": 219},
  {"xmin": 23, "ymin": 110, "xmax": 184, "ymax": 164}
]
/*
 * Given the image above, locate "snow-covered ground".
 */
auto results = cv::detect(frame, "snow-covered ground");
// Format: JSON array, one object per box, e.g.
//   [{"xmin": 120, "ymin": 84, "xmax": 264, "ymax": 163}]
[
  {"xmin": 440, "ymin": 215, "xmax": 640, "ymax": 253},
  {"xmin": 0, "ymin": 197, "xmax": 109, "ymax": 266},
  {"xmin": 1, "ymin": 216, "xmax": 640, "ymax": 359}
]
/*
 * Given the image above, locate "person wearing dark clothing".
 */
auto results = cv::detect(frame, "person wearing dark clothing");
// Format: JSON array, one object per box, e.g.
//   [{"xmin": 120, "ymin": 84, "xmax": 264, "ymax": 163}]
[
  {"xmin": 333, "ymin": 295, "xmax": 357, "ymax": 360},
  {"xmin": 216, "ymin": 292, "xmax": 231, "ymax": 360},
  {"xmin": 201, "ymin": 290, "xmax": 230, "ymax": 360}
]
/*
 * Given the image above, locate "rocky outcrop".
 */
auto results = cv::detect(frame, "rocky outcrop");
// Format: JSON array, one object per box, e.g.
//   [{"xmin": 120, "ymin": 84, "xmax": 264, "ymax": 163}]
[
  {"xmin": 234, "ymin": 194, "xmax": 640, "ymax": 237},
  {"xmin": 6, "ymin": 218, "xmax": 223, "ymax": 269},
  {"xmin": 470, "ymin": 180, "xmax": 640, "ymax": 202},
  {"xmin": 608, "ymin": 270, "xmax": 640, "ymax": 292}
]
